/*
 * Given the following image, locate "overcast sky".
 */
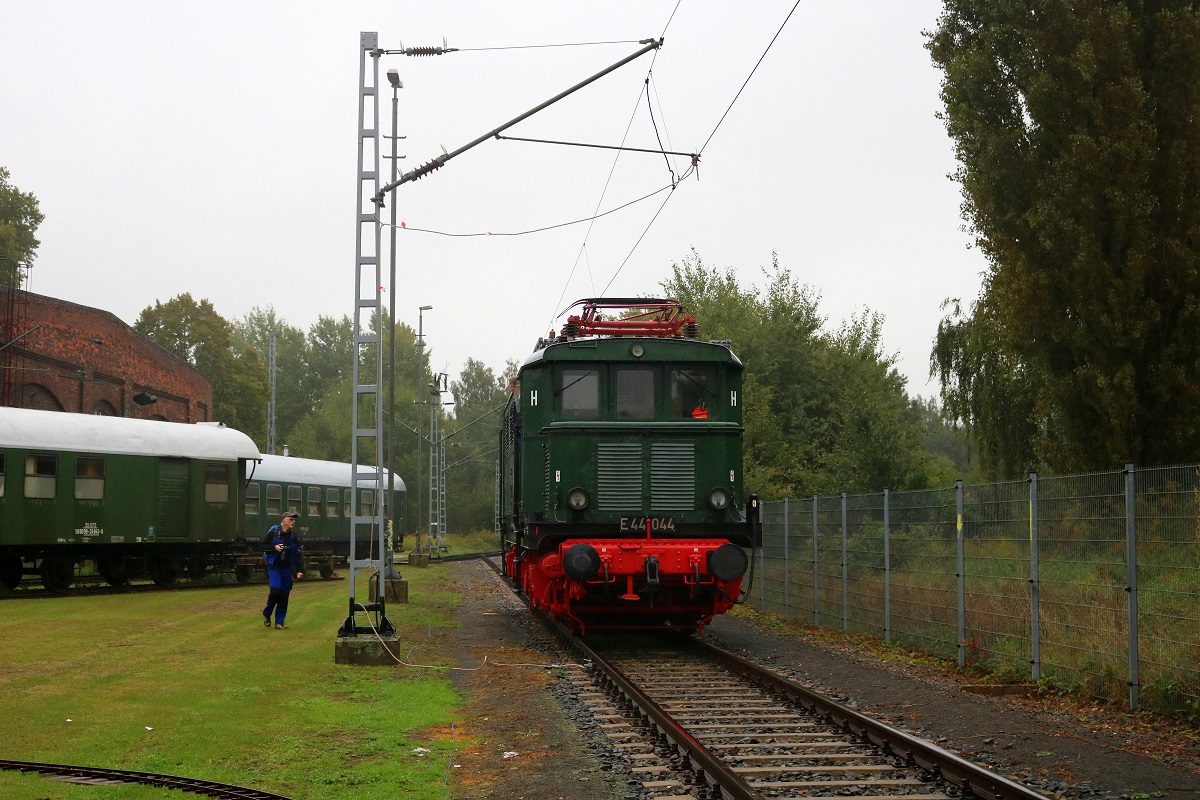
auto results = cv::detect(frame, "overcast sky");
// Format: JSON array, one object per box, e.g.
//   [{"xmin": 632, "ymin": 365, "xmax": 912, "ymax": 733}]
[{"xmin": 2, "ymin": 1, "xmax": 985, "ymax": 401}]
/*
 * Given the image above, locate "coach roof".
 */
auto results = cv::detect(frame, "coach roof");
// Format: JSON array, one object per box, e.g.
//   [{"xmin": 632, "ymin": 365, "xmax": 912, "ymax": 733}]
[
  {"xmin": 0, "ymin": 407, "xmax": 260, "ymax": 461},
  {"xmin": 252, "ymin": 453, "xmax": 405, "ymax": 492}
]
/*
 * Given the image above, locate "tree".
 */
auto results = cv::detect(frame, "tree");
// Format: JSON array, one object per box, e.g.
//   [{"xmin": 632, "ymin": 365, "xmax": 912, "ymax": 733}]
[
  {"xmin": 445, "ymin": 359, "xmax": 511, "ymax": 533},
  {"xmin": 0, "ymin": 167, "xmax": 45, "ymax": 286},
  {"xmin": 135, "ymin": 294, "xmax": 268, "ymax": 441},
  {"xmin": 662, "ymin": 251, "xmax": 932, "ymax": 498},
  {"xmin": 232, "ymin": 307, "xmax": 308, "ymax": 449},
  {"xmin": 928, "ymin": 2, "xmax": 1200, "ymax": 472}
]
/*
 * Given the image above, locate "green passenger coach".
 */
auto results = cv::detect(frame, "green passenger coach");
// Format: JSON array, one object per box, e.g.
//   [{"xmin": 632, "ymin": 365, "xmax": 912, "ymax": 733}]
[
  {"xmin": 499, "ymin": 299, "xmax": 759, "ymax": 634},
  {"xmin": 0, "ymin": 407, "xmax": 259, "ymax": 591}
]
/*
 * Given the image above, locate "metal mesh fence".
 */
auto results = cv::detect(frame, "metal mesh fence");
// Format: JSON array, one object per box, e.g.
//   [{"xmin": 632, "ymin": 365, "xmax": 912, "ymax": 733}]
[{"xmin": 751, "ymin": 464, "xmax": 1200, "ymax": 719}]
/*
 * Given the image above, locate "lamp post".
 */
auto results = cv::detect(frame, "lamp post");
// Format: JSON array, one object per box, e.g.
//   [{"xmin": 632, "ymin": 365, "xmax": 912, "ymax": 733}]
[
  {"xmin": 385, "ymin": 68, "xmax": 404, "ymax": 578},
  {"xmin": 415, "ymin": 304, "xmax": 432, "ymax": 552}
]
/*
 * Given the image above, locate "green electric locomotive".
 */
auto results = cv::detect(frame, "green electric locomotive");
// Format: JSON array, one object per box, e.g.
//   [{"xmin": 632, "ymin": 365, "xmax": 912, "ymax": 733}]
[{"xmin": 498, "ymin": 298, "xmax": 759, "ymax": 634}]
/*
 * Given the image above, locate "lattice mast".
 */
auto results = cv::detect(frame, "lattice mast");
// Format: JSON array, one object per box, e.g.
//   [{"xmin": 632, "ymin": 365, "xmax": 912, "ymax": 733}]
[{"xmin": 339, "ymin": 32, "xmax": 392, "ymax": 637}]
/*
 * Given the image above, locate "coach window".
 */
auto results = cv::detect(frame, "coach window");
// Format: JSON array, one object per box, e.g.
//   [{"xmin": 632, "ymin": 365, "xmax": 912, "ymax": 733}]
[
  {"xmin": 671, "ymin": 366, "xmax": 717, "ymax": 419},
  {"xmin": 25, "ymin": 454, "xmax": 56, "ymax": 499},
  {"xmin": 266, "ymin": 483, "xmax": 282, "ymax": 516},
  {"xmin": 307, "ymin": 487, "xmax": 321, "ymax": 516},
  {"xmin": 361, "ymin": 489, "xmax": 375, "ymax": 517},
  {"xmin": 0, "ymin": 453, "xmax": 6, "ymax": 498},
  {"xmin": 326, "ymin": 488, "xmax": 339, "ymax": 517},
  {"xmin": 245, "ymin": 482, "xmax": 261, "ymax": 515},
  {"xmin": 204, "ymin": 463, "xmax": 229, "ymax": 503},
  {"xmin": 287, "ymin": 485, "xmax": 301, "ymax": 515},
  {"xmin": 560, "ymin": 367, "xmax": 599, "ymax": 419},
  {"xmin": 615, "ymin": 368, "xmax": 656, "ymax": 419},
  {"xmin": 75, "ymin": 457, "xmax": 105, "ymax": 500},
  {"xmin": 343, "ymin": 488, "xmax": 352, "ymax": 518}
]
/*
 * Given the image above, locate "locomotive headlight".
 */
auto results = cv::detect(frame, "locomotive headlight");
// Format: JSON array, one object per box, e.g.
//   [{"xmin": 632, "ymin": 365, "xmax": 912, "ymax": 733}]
[
  {"xmin": 567, "ymin": 487, "xmax": 590, "ymax": 511},
  {"xmin": 708, "ymin": 486, "xmax": 731, "ymax": 511}
]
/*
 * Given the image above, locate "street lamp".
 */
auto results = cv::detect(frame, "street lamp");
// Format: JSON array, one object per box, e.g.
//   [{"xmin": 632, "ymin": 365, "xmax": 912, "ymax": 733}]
[
  {"xmin": 385, "ymin": 68, "xmax": 404, "ymax": 578},
  {"xmin": 415, "ymin": 304, "xmax": 432, "ymax": 552}
]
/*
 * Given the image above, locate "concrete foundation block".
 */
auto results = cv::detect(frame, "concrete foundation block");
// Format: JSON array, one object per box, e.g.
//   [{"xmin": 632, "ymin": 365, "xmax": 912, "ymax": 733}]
[
  {"xmin": 334, "ymin": 634, "xmax": 402, "ymax": 666},
  {"xmin": 407, "ymin": 553, "xmax": 429, "ymax": 567}
]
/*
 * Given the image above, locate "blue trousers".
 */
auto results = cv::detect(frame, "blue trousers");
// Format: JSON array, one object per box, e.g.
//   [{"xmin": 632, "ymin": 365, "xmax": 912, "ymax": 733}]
[{"xmin": 263, "ymin": 567, "xmax": 294, "ymax": 625}]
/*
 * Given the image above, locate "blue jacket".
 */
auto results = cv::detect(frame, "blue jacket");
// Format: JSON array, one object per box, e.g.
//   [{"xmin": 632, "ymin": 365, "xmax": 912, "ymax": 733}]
[{"xmin": 263, "ymin": 525, "xmax": 305, "ymax": 574}]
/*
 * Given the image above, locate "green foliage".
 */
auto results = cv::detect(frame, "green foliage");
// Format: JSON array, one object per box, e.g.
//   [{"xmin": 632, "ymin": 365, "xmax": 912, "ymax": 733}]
[
  {"xmin": 661, "ymin": 250, "xmax": 934, "ymax": 497},
  {"xmin": 0, "ymin": 166, "xmax": 43, "ymax": 287},
  {"xmin": 445, "ymin": 358, "xmax": 512, "ymax": 533},
  {"xmin": 927, "ymin": 2, "xmax": 1200, "ymax": 473},
  {"xmin": 134, "ymin": 293, "xmax": 268, "ymax": 440}
]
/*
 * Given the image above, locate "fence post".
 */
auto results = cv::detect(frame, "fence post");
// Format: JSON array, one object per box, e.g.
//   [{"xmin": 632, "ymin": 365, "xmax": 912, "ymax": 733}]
[
  {"xmin": 812, "ymin": 496, "xmax": 819, "ymax": 627},
  {"xmin": 1029, "ymin": 471, "xmax": 1040, "ymax": 682},
  {"xmin": 883, "ymin": 488, "xmax": 891, "ymax": 645},
  {"xmin": 783, "ymin": 497, "xmax": 790, "ymax": 617},
  {"xmin": 1125, "ymin": 463, "xmax": 1140, "ymax": 711},
  {"xmin": 841, "ymin": 492, "xmax": 849, "ymax": 632},
  {"xmin": 956, "ymin": 479, "xmax": 966, "ymax": 669}
]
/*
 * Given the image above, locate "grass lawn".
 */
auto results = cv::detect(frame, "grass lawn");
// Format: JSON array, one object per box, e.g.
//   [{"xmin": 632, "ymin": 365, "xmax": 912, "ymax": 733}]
[{"xmin": 0, "ymin": 566, "xmax": 468, "ymax": 799}]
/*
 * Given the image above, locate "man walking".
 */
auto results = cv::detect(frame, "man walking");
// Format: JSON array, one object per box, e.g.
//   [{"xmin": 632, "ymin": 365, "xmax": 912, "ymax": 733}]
[{"xmin": 262, "ymin": 511, "xmax": 304, "ymax": 629}]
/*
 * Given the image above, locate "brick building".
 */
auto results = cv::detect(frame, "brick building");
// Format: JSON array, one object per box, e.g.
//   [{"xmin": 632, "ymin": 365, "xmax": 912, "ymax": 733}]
[{"xmin": 0, "ymin": 288, "xmax": 212, "ymax": 422}]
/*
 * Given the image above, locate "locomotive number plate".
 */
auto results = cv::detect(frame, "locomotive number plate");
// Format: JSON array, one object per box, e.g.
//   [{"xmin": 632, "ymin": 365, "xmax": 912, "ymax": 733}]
[{"xmin": 619, "ymin": 516, "xmax": 676, "ymax": 532}]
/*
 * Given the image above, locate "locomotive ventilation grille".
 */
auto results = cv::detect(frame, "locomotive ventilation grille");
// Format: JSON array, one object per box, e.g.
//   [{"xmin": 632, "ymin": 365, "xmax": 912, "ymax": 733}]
[
  {"xmin": 596, "ymin": 443, "xmax": 641, "ymax": 510},
  {"xmin": 650, "ymin": 442, "xmax": 695, "ymax": 511},
  {"xmin": 595, "ymin": 442, "xmax": 696, "ymax": 512}
]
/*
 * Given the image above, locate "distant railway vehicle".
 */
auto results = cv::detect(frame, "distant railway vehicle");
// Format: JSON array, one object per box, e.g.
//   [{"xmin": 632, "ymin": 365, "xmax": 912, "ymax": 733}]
[
  {"xmin": 246, "ymin": 453, "xmax": 404, "ymax": 581},
  {"xmin": 0, "ymin": 407, "xmax": 403, "ymax": 592},
  {"xmin": 498, "ymin": 299, "xmax": 759, "ymax": 634}
]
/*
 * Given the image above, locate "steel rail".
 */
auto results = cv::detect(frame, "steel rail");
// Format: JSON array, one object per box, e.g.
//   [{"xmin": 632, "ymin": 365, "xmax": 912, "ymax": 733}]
[
  {"xmin": 691, "ymin": 638, "xmax": 1049, "ymax": 800},
  {"xmin": 0, "ymin": 759, "xmax": 293, "ymax": 799}
]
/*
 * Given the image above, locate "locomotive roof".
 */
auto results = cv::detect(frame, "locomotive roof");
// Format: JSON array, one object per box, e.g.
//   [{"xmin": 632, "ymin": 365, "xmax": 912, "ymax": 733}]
[
  {"xmin": 251, "ymin": 453, "xmax": 405, "ymax": 492},
  {"xmin": 0, "ymin": 407, "xmax": 260, "ymax": 460},
  {"xmin": 521, "ymin": 335, "xmax": 742, "ymax": 369}
]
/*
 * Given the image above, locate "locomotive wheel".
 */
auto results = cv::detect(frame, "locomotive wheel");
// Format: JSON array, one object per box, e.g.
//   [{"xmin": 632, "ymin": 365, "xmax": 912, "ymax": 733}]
[
  {"xmin": 183, "ymin": 557, "xmax": 208, "ymax": 581},
  {"xmin": 97, "ymin": 558, "xmax": 129, "ymax": 588},
  {"xmin": 149, "ymin": 557, "xmax": 180, "ymax": 587},
  {"xmin": 1, "ymin": 557, "xmax": 22, "ymax": 591},
  {"xmin": 41, "ymin": 559, "xmax": 75, "ymax": 593},
  {"xmin": 235, "ymin": 565, "xmax": 253, "ymax": 583},
  {"xmin": 319, "ymin": 562, "xmax": 334, "ymax": 580}
]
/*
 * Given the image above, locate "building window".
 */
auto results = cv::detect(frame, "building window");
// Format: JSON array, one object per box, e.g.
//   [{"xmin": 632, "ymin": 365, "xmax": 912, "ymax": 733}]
[
  {"xmin": 561, "ymin": 368, "xmax": 599, "ymax": 419},
  {"xmin": 615, "ymin": 368, "xmax": 656, "ymax": 419},
  {"xmin": 287, "ymin": 485, "xmax": 301, "ymax": 515},
  {"xmin": 266, "ymin": 483, "xmax": 282, "ymax": 516},
  {"xmin": 245, "ymin": 482, "xmax": 261, "ymax": 515},
  {"xmin": 25, "ymin": 454, "xmax": 56, "ymax": 499},
  {"xmin": 204, "ymin": 463, "xmax": 229, "ymax": 503},
  {"xmin": 75, "ymin": 457, "xmax": 105, "ymax": 500},
  {"xmin": 307, "ymin": 487, "xmax": 321, "ymax": 516},
  {"xmin": 326, "ymin": 488, "xmax": 339, "ymax": 517}
]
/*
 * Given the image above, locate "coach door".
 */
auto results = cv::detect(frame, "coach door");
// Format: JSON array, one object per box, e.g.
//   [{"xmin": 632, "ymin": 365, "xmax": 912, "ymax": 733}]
[{"xmin": 155, "ymin": 458, "xmax": 191, "ymax": 539}]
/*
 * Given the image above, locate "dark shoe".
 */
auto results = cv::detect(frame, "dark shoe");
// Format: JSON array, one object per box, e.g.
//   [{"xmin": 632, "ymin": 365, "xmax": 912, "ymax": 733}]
[
  {"xmin": 263, "ymin": 616, "xmax": 271, "ymax": 628},
  {"xmin": 275, "ymin": 624, "xmax": 288, "ymax": 630}
]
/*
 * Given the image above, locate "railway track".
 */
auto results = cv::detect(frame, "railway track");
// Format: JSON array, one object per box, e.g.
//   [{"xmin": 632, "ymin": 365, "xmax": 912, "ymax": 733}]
[
  {"xmin": 0, "ymin": 759, "xmax": 292, "ymax": 799},
  {"xmin": 477, "ymin": 555, "xmax": 1050, "ymax": 800}
]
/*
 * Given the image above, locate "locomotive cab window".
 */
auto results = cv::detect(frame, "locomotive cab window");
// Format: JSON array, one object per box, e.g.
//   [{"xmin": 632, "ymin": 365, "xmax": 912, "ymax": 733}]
[
  {"xmin": 671, "ymin": 366, "xmax": 717, "ymax": 419},
  {"xmin": 615, "ymin": 368, "xmax": 656, "ymax": 419},
  {"xmin": 245, "ymin": 482, "xmax": 261, "ymax": 515},
  {"xmin": 266, "ymin": 483, "xmax": 282, "ymax": 516},
  {"xmin": 307, "ymin": 487, "xmax": 321, "ymax": 516},
  {"xmin": 75, "ymin": 457, "xmax": 105, "ymax": 500},
  {"xmin": 25, "ymin": 454, "xmax": 56, "ymax": 499},
  {"xmin": 560, "ymin": 368, "xmax": 599, "ymax": 419},
  {"xmin": 326, "ymin": 488, "xmax": 339, "ymax": 517},
  {"xmin": 204, "ymin": 463, "xmax": 229, "ymax": 503},
  {"xmin": 287, "ymin": 485, "xmax": 301, "ymax": 515}
]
